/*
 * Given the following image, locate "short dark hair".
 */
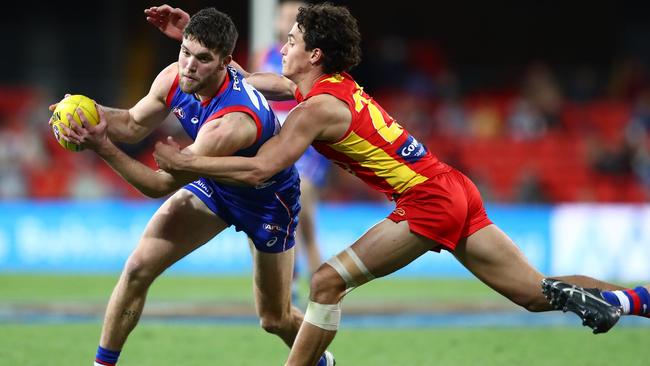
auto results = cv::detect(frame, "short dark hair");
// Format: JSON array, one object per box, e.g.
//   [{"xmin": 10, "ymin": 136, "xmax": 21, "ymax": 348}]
[
  {"xmin": 296, "ymin": 2, "xmax": 362, "ymax": 74},
  {"xmin": 184, "ymin": 7, "xmax": 238, "ymax": 58}
]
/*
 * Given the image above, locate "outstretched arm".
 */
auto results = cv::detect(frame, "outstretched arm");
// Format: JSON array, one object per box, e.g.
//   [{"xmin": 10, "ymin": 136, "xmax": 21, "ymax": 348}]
[
  {"xmin": 144, "ymin": 5, "xmax": 189, "ymax": 41},
  {"xmin": 154, "ymin": 95, "xmax": 344, "ymax": 186},
  {"xmin": 244, "ymin": 72, "xmax": 297, "ymax": 101}
]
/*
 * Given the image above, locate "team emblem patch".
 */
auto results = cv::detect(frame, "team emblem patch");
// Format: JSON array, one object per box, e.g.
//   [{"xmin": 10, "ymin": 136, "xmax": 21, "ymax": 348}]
[{"xmin": 172, "ymin": 106, "xmax": 185, "ymax": 119}]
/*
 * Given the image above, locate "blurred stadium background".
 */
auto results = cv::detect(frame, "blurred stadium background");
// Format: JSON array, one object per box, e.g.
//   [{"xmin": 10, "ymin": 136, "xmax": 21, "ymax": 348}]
[{"xmin": 2, "ymin": 0, "xmax": 650, "ymax": 365}]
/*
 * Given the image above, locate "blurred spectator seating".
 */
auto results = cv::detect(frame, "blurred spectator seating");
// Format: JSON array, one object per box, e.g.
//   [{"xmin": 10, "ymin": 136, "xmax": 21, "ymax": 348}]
[{"xmin": 1, "ymin": 84, "xmax": 648, "ymax": 203}]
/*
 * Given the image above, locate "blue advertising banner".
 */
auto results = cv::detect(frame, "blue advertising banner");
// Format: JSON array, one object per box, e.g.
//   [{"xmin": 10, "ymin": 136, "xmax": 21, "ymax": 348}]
[
  {"xmin": 0, "ymin": 201, "xmax": 252, "ymax": 273},
  {"xmin": 0, "ymin": 201, "xmax": 552, "ymax": 277}
]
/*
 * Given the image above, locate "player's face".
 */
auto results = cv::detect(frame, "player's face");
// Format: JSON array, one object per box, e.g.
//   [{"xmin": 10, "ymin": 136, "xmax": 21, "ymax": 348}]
[
  {"xmin": 281, "ymin": 23, "xmax": 312, "ymax": 80},
  {"xmin": 178, "ymin": 37, "xmax": 223, "ymax": 94}
]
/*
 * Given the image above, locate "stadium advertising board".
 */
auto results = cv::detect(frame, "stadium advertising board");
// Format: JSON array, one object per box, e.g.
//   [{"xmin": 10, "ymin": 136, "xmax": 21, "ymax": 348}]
[{"xmin": 1, "ymin": 202, "xmax": 645, "ymax": 280}]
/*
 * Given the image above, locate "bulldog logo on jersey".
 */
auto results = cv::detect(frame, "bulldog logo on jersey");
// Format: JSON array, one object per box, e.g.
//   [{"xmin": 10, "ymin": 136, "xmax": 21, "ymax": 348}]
[{"xmin": 172, "ymin": 106, "xmax": 185, "ymax": 119}]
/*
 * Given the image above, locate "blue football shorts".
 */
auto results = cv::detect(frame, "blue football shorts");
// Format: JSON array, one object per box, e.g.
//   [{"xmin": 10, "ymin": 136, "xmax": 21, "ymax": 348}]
[{"xmin": 184, "ymin": 177, "xmax": 301, "ymax": 253}]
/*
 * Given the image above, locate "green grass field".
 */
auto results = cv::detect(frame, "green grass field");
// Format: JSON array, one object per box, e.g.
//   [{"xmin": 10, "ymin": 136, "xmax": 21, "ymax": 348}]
[{"xmin": 1, "ymin": 274, "xmax": 648, "ymax": 365}]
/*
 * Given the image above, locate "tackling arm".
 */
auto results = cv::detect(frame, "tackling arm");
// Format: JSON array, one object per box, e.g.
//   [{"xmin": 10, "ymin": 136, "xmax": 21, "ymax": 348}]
[
  {"xmin": 154, "ymin": 97, "xmax": 333, "ymax": 186},
  {"xmin": 67, "ymin": 109, "xmax": 258, "ymax": 197},
  {"xmin": 178, "ymin": 111, "xmax": 258, "ymax": 186},
  {"xmin": 244, "ymin": 72, "xmax": 297, "ymax": 101},
  {"xmin": 228, "ymin": 60, "xmax": 296, "ymax": 101}
]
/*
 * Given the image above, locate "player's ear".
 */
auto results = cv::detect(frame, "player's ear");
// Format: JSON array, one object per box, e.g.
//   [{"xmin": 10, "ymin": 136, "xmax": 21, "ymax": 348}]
[
  {"xmin": 222, "ymin": 55, "xmax": 233, "ymax": 68},
  {"xmin": 309, "ymin": 48, "xmax": 322, "ymax": 66}
]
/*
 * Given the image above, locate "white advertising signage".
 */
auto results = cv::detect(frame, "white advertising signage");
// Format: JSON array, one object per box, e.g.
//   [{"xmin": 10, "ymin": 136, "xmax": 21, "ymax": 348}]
[{"xmin": 551, "ymin": 204, "xmax": 650, "ymax": 282}]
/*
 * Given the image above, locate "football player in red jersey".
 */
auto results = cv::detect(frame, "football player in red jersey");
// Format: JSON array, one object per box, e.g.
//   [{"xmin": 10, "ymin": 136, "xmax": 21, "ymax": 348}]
[{"xmin": 148, "ymin": 3, "xmax": 650, "ymax": 365}]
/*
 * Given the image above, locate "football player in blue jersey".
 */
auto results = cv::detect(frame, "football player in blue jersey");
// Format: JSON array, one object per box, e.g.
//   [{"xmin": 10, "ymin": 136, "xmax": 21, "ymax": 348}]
[{"xmin": 54, "ymin": 7, "xmax": 333, "ymax": 366}]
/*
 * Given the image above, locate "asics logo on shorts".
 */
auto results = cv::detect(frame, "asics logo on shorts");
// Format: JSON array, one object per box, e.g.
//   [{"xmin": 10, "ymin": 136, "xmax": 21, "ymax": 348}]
[
  {"xmin": 265, "ymin": 237, "xmax": 278, "ymax": 247},
  {"xmin": 392, "ymin": 208, "xmax": 406, "ymax": 216}
]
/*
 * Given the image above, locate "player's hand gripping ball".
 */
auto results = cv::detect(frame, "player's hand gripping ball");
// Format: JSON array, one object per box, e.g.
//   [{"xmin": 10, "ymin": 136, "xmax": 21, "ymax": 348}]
[{"xmin": 50, "ymin": 95, "xmax": 99, "ymax": 152}]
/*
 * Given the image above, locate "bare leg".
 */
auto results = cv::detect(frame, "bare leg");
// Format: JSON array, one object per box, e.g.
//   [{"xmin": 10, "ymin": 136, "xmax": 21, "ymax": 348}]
[
  {"xmin": 550, "ymin": 275, "xmax": 626, "ymax": 291},
  {"xmin": 100, "ymin": 190, "xmax": 227, "ymax": 350},
  {"xmin": 253, "ymin": 247, "xmax": 304, "ymax": 347},
  {"xmin": 286, "ymin": 219, "xmax": 434, "ymax": 366},
  {"xmin": 455, "ymin": 224, "xmax": 626, "ymax": 313}
]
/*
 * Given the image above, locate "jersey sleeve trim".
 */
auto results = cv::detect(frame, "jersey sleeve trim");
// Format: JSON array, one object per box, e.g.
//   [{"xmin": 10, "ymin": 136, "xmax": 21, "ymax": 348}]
[{"xmin": 166, "ymin": 73, "xmax": 180, "ymax": 107}]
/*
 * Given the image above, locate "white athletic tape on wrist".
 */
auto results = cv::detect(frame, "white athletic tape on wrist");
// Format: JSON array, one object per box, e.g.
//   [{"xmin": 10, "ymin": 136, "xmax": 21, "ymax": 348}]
[
  {"xmin": 303, "ymin": 301, "xmax": 341, "ymax": 331},
  {"xmin": 326, "ymin": 247, "xmax": 375, "ymax": 289}
]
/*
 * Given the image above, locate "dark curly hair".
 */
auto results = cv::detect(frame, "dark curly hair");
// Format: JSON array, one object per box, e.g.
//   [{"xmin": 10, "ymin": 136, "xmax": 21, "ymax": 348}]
[
  {"xmin": 184, "ymin": 7, "xmax": 238, "ymax": 58},
  {"xmin": 296, "ymin": 2, "xmax": 362, "ymax": 74}
]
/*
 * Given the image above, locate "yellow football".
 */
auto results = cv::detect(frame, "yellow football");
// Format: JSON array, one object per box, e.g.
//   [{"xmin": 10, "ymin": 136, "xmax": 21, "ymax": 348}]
[{"xmin": 50, "ymin": 94, "xmax": 99, "ymax": 152}]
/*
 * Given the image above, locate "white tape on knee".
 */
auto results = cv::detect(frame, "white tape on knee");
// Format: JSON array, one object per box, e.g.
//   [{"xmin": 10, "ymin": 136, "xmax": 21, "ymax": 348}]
[
  {"xmin": 326, "ymin": 247, "xmax": 375, "ymax": 290},
  {"xmin": 303, "ymin": 301, "xmax": 341, "ymax": 331}
]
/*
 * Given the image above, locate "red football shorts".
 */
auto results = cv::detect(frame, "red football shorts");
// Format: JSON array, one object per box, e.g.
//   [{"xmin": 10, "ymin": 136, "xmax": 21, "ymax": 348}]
[{"xmin": 387, "ymin": 168, "xmax": 492, "ymax": 252}]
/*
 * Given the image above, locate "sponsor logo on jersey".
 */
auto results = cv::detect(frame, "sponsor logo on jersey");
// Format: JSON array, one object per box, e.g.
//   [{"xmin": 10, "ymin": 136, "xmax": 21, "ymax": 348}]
[
  {"xmin": 263, "ymin": 223, "xmax": 282, "ymax": 232},
  {"xmin": 190, "ymin": 180, "xmax": 213, "ymax": 198},
  {"xmin": 398, "ymin": 135, "xmax": 428, "ymax": 163},
  {"xmin": 191, "ymin": 116, "xmax": 199, "ymax": 124},
  {"xmin": 172, "ymin": 106, "xmax": 185, "ymax": 119},
  {"xmin": 230, "ymin": 68, "xmax": 241, "ymax": 91}
]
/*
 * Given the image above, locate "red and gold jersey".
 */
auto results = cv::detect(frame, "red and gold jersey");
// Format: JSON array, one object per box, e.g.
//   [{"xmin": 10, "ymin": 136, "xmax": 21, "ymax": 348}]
[{"xmin": 296, "ymin": 73, "xmax": 451, "ymax": 200}]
